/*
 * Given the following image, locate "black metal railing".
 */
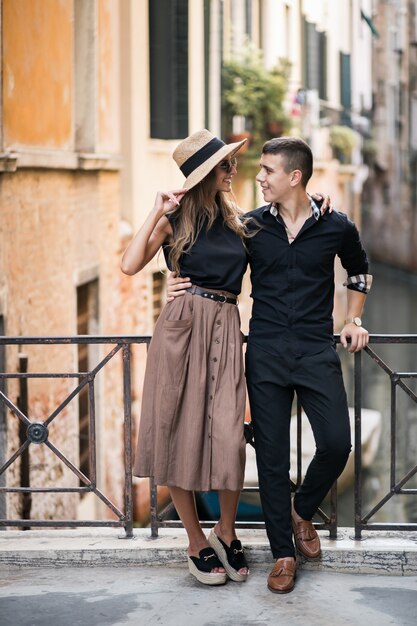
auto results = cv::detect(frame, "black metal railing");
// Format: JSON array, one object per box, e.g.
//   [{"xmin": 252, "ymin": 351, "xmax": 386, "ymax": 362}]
[
  {"xmin": 0, "ymin": 336, "xmax": 150, "ymax": 537},
  {"xmin": 353, "ymin": 336, "xmax": 417, "ymax": 538},
  {"xmin": 0, "ymin": 335, "xmax": 416, "ymax": 539}
]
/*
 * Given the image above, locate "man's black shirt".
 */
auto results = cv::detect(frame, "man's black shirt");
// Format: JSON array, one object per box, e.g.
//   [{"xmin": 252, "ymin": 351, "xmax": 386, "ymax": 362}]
[{"xmin": 245, "ymin": 204, "xmax": 370, "ymax": 357}]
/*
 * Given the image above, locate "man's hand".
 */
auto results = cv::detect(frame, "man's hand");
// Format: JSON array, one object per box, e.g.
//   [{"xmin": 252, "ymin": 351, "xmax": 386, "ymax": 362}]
[
  {"xmin": 340, "ymin": 324, "xmax": 369, "ymax": 353},
  {"xmin": 166, "ymin": 272, "xmax": 192, "ymax": 302}
]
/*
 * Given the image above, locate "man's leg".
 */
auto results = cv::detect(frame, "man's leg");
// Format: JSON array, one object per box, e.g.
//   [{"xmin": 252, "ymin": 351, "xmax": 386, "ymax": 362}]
[
  {"xmin": 294, "ymin": 346, "xmax": 351, "ymax": 521},
  {"xmin": 246, "ymin": 344, "xmax": 295, "ymax": 559}
]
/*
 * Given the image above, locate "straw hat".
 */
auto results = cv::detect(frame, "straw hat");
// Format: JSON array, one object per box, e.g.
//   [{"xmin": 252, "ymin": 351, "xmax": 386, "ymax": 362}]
[{"xmin": 172, "ymin": 129, "xmax": 247, "ymax": 190}]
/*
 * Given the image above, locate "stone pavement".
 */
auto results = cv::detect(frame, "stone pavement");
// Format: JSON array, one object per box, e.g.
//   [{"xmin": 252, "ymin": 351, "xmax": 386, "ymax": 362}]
[
  {"xmin": 1, "ymin": 528, "xmax": 417, "ymax": 625},
  {"xmin": 1, "ymin": 564, "xmax": 416, "ymax": 626}
]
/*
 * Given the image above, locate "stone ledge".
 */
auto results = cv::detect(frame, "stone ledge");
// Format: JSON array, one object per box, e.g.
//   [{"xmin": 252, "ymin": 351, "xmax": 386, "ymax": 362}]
[
  {"xmin": 0, "ymin": 150, "xmax": 122, "ymax": 171},
  {"xmin": 1, "ymin": 527, "xmax": 416, "ymax": 575}
]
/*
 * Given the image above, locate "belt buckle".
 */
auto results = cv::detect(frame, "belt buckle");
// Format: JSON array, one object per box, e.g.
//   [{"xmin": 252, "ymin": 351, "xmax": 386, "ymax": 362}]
[{"xmin": 218, "ymin": 294, "xmax": 227, "ymax": 304}]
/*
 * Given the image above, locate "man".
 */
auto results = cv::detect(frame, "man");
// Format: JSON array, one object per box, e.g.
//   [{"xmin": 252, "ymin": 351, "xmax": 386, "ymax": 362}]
[
  {"xmin": 167, "ymin": 137, "xmax": 372, "ymax": 593},
  {"xmin": 244, "ymin": 137, "xmax": 371, "ymax": 593}
]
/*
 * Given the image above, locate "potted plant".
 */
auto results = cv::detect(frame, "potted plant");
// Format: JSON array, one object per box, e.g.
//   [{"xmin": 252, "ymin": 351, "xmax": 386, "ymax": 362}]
[
  {"xmin": 222, "ymin": 44, "xmax": 291, "ymax": 153},
  {"xmin": 329, "ymin": 125, "xmax": 359, "ymax": 164}
]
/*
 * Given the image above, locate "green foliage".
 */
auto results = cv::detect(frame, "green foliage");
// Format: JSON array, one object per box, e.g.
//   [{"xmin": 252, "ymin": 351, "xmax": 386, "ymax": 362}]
[
  {"xmin": 329, "ymin": 125, "xmax": 359, "ymax": 162},
  {"xmin": 222, "ymin": 44, "xmax": 291, "ymax": 150}
]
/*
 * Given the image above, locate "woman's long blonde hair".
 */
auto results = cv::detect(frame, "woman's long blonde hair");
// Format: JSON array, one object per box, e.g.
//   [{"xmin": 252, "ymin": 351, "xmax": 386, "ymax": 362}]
[{"xmin": 167, "ymin": 168, "xmax": 252, "ymax": 275}]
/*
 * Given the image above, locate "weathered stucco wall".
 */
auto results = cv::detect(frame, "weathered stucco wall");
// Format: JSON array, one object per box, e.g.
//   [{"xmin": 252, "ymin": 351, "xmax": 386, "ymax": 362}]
[
  {"xmin": 0, "ymin": 0, "xmax": 149, "ymax": 525},
  {"xmin": 2, "ymin": 0, "xmax": 73, "ymax": 150}
]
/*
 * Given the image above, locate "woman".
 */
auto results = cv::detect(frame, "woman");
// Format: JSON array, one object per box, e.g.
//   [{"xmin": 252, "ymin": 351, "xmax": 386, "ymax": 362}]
[
  {"xmin": 122, "ymin": 130, "xmax": 249, "ymax": 586},
  {"xmin": 121, "ymin": 129, "xmax": 329, "ymax": 586}
]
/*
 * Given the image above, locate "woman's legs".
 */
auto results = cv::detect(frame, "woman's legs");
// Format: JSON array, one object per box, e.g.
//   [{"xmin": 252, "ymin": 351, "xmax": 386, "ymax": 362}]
[
  {"xmin": 213, "ymin": 489, "xmax": 248, "ymax": 576},
  {"xmin": 169, "ymin": 486, "xmax": 224, "ymax": 573}
]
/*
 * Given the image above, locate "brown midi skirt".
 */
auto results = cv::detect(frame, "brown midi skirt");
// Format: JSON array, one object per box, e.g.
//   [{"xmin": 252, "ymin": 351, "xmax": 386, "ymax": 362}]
[{"xmin": 133, "ymin": 288, "xmax": 246, "ymax": 492}]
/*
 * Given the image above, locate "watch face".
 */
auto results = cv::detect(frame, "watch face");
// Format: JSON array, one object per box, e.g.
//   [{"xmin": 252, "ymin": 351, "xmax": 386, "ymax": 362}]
[{"xmin": 354, "ymin": 317, "xmax": 362, "ymax": 327}]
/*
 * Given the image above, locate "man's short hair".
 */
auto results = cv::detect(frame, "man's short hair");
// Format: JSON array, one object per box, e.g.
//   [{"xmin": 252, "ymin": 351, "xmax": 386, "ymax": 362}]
[{"xmin": 262, "ymin": 137, "xmax": 313, "ymax": 188}]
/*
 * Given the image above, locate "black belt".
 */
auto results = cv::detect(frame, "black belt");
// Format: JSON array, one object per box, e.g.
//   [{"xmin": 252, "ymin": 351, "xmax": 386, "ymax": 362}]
[{"xmin": 186, "ymin": 286, "xmax": 237, "ymax": 305}]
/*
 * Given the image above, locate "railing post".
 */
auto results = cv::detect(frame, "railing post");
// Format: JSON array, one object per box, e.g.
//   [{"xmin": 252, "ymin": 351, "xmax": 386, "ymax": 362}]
[
  {"xmin": 354, "ymin": 349, "xmax": 362, "ymax": 539},
  {"xmin": 88, "ymin": 379, "xmax": 97, "ymax": 487},
  {"xmin": 390, "ymin": 374, "xmax": 398, "ymax": 493},
  {"xmin": 329, "ymin": 481, "xmax": 338, "ymax": 539},
  {"xmin": 122, "ymin": 343, "xmax": 133, "ymax": 538},
  {"xmin": 18, "ymin": 355, "xmax": 31, "ymax": 529},
  {"xmin": 149, "ymin": 477, "xmax": 158, "ymax": 538}
]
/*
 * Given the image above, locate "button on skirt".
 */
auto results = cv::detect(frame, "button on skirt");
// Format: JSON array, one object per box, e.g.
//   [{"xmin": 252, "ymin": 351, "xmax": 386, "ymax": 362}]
[{"xmin": 133, "ymin": 289, "xmax": 246, "ymax": 492}]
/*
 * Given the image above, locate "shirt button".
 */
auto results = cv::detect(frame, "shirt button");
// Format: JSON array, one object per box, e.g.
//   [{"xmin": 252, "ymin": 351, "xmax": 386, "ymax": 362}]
[
  {"xmin": 208, "ymin": 415, "xmax": 211, "ymax": 419},
  {"xmin": 210, "ymin": 395, "xmax": 213, "ymax": 400},
  {"xmin": 213, "ymin": 357, "xmax": 218, "ymax": 362},
  {"xmin": 216, "ymin": 320, "xmax": 221, "ymax": 325},
  {"xmin": 212, "ymin": 376, "xmax": 215, "ymax": 381},
  {"xmin": 215, "ymin": 339, "xmax": 220, "ymax": 344}
]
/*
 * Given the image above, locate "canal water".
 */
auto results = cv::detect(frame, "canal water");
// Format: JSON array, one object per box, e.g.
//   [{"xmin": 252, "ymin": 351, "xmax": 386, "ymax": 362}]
[{"xmin": 338, "ymin": 262, "xmax": 417, "ymax": 526}]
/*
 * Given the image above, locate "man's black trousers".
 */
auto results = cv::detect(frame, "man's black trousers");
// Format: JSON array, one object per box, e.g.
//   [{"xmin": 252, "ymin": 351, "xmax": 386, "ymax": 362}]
[{"xmin": 246, "ymin": 343, "xmax": 351, "ymax": 559}]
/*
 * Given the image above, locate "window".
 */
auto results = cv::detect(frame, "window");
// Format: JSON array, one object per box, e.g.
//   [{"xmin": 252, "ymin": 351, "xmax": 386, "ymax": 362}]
[
  {"xmin": 303, "ymin": 20, "xmax": 327, "ymax": 102},
  {"xmin": 340, "ymin": 52, "xmax": 352, "ymax": 126},
  {"xmin": 318, "ymin": 31, "xmax": 327, "ymax": 101},
  {"xmin": 149, "ymin": 0, "xmax": 189, "ymax": 139},
  {"xmin": 304, "ymin": 20, "xmax": 320, "ymax": 92}
]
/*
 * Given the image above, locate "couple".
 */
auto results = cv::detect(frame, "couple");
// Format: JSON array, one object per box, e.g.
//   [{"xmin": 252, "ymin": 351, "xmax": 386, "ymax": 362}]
[{"xmin": 121, "ymin": 129, "xmax": 371, "ymax": 593}]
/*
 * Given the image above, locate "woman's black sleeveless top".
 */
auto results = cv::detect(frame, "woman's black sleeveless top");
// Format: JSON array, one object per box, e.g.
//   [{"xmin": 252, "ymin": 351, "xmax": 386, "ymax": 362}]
[{"xmin": 163, "ymin": 212, "xmax": 248, "ymax": 296}]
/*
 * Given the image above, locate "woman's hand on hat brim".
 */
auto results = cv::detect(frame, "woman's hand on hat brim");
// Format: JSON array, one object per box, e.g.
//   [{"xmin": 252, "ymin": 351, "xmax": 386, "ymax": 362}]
[{"xmin": 154, "ymin": 189, "xmax": 188, "ymax": 215}]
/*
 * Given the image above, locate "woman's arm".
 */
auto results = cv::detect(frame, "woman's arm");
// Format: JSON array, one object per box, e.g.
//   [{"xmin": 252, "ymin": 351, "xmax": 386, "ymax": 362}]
[
  {"xmin": 310, "ymin": 192, "xmax": 333, "ymax": 214},
  {"xmin": 120, "ymin": 189, "xmax": 187, "ymax": 275}
]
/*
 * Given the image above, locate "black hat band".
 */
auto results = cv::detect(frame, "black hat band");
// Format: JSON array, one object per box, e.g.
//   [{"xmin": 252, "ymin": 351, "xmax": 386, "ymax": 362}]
[{"xmin": 180, "ymin": 137, "xmax": 225, "ymax": 177}]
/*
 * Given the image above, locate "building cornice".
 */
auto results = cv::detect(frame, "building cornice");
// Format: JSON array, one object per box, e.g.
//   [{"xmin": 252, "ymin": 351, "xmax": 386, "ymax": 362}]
[{"xmin": 0, "ymin": 150, "xmax": 122, "ymax": 172}]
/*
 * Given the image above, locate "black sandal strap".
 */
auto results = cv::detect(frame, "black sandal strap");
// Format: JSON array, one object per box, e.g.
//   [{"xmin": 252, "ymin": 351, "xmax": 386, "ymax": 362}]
[
  {"xmin": 216, "ymin": 536, "xmax": 248, "ymax": 571},
  {"xmin": 189, "ymin": 547, "xmax": 224, "ymax": 573}
]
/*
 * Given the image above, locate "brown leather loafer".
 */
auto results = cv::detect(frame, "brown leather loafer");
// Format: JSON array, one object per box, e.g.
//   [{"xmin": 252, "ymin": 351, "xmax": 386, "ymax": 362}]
[
  {"xmin": 291, "ymin": 502, "xmax": 321, "ymax": 559},
  {"xmin": 267, "ymin": 557, "xmax": 296, "ymax": 594}
]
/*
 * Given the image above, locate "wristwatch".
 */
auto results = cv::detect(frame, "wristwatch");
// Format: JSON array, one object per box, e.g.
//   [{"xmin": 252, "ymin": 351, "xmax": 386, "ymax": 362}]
[{"xmin": 344, "ymin": 317, "xmax": 362, "ymax": 327}]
